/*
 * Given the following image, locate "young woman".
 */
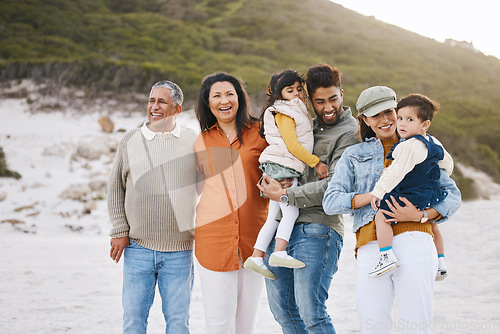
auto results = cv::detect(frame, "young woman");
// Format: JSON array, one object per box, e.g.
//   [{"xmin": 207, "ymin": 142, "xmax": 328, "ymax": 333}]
[{"xmin": 322, "ymin": 86, "xmax": 461, "ymax": 333}]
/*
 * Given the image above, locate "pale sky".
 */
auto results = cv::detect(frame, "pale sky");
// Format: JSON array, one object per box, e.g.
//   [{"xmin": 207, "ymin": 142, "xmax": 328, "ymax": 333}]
[{"xmin": 332, "ymin": 0, "xmax": 500, "ymax": 59}]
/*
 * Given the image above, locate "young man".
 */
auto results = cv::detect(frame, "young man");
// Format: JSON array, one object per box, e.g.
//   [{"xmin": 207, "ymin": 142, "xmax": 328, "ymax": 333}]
[
  {"xmin": 108, "ymin": 81, "xmax": 198, "ymax": 333},
  {"xmin": 258, "ymin": 64, "xmax": 359, "ymax": 333}
]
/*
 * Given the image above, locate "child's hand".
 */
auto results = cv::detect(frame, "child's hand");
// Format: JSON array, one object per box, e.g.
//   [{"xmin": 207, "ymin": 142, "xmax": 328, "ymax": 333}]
[
  {"xmin": 315, "ymin": 162, "xmax": 329, "ymax": 179},
  {"xmin": 370, "ymin": 195, "xmax": 381, "ymax": 211}
]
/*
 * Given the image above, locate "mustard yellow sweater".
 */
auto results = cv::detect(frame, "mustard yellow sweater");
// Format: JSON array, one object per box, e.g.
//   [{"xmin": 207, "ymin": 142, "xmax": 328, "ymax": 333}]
[{"xmin": 275, "ymin": 113, "xmax": 320, "ymax": 168}]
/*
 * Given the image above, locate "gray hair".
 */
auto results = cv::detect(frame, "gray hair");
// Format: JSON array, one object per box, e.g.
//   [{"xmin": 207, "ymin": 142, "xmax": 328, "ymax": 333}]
[{"xmin": 150, "ymin": 80, "xmax": 184, "ymax": 106}]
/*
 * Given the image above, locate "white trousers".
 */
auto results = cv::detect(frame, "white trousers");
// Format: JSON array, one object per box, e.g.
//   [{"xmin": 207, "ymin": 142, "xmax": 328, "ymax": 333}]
[
  {"xmin": 253, "ymin": 178, "xmax": 299, "ymax": 252},
  {"xmin": 196, "ymin": 259, "xmax": 264, "ymax": 334},
  {"xmin": 356, "ymin": 232, "xmax": 438, "ymax": 334}
]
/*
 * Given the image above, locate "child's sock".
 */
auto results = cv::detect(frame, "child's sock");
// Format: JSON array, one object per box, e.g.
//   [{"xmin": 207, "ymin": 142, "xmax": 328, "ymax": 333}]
[
  {"xmin": 438, "ymin": 254, "xmax": 446, "ymax": 269},
  {"xmin": 380, "ymin": 246, "xmax": 393, "ymax": 254},
  {"xmin": 250, "ymin": 256, "xmax": 264, "ymax": 266},
  {"xmin": 272, "ymin": 251, "xmax": 288, "ymax": 259}
]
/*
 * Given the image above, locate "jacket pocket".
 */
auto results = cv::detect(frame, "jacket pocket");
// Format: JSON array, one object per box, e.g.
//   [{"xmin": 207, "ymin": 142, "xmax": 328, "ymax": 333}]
[{"xmin": 351, "ymin": 154, "xmax": 374, "ymax": 179}]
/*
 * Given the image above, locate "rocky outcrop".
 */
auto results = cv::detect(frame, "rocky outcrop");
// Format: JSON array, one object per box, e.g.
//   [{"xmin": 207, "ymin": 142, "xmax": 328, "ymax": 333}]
[{"xmin": 98, "ymin": 116, "xmax": 114, "ymax": 133}]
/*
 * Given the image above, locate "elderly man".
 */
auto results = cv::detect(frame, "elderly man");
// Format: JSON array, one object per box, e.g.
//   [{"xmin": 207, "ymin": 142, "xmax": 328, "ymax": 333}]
[
  {"xmin": 108, "ymin": 81, "xmax": 198, "ymax": 333},
  {"xmin": 258, "ymin": 64, "xmax": 359, "ymax": 333}
]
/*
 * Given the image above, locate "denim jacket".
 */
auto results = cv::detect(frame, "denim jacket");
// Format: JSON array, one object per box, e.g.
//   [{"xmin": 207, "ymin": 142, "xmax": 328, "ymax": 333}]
[{"xmin": 322, "ymin": 137, "xmax": 462, "ymax": 232}]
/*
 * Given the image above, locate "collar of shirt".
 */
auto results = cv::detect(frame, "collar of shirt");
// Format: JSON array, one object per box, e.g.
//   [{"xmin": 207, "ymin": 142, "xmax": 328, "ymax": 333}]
[
  {"xmin": 207, "ymin": 122, "xmax": 240, "ymax": 145},
  {"xmin": 208, "ymin": 122, "xmax": 225, "ymax": 134},
  {"xmin": 141, "ymin": 121, "xmax": 181, "ymax": 140}
]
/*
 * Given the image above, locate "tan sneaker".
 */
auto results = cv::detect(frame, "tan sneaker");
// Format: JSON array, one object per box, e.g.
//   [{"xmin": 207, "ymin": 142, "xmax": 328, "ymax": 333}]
[
  {"xmin": 268, "ymin": 253, "xmax": 305, "ymax": 268},
  {"xmin": 243, "ymin": 257, "xmax": 276, "ymax": 280}
]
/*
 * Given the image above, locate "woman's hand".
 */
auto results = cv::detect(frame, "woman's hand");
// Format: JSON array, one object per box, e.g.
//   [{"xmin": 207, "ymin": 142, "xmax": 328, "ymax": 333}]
[
  {"xmin": 379, "ymin": 196, "xmax": 422, "ymax": 223},
  {"xmin": 315, "ymin": 162, "xmax": 329, "ymax": 179}
]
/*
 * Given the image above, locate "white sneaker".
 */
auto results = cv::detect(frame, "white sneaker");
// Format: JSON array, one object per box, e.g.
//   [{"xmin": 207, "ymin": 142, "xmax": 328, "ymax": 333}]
[
  {"xmin": 369, "ymin": 250, "xmax": 398, "ymax": 278},
  {"xmin": 435, "ymin": 258, "xmax": 448, "ymax": 281},
  {"xmin": 268, "ymin": 253, "xmax": 305, "ymax": 268},
  {"xmin": 435, "ymin": 268, "xmax": 448, "ymax": 281}
]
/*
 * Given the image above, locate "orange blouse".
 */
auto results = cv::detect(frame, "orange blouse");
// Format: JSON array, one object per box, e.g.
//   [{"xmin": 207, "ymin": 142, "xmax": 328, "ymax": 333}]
[{"xmin": 194, "ymin": 122, "xmax": 269, "ymax": 272}]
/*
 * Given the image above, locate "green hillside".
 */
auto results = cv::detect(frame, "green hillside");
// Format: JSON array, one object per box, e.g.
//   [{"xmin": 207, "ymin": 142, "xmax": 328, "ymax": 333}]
[{"xmin": 1, "ymin": 0, "xmax": 500, "ymax": 193}]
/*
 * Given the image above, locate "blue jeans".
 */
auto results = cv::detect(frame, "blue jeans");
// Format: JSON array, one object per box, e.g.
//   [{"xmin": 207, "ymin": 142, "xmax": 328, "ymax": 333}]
[
  {"xmin": 265, "ymin": 223, "xmax": 343, "ymax": 333},
  {"xmin": 123, "ymin": 241, "xmax": 194, "ymax": 334}
]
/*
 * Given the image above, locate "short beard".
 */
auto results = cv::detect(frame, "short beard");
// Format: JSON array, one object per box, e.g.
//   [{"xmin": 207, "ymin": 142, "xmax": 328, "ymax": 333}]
[{"xmin": 317, "ymin": 105, "xmax": 343, "ymax": 125}]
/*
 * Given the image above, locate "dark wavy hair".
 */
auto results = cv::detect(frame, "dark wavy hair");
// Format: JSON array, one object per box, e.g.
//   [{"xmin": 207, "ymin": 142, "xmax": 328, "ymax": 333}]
[
  {"xmin": 195, "ymin": 72, "xmax": 256, "ymax": 144},
  {"xmin": 259, "ymin": 69, "xmax": 305, "ymax": 137},
  {"xmin": 355, "ymin": 113, "xmax": 377, "ymax": 142},
  {"xmin": 306, "ymin": 63, "xmax": 341, "ymax": 98}
]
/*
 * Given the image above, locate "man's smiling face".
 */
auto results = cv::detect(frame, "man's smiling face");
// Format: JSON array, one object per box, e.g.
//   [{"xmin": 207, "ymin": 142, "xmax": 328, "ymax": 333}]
[
  {"xmin": 310, "ymin": 86, "xmax": 344, "ymax": 126},
  {"xmin": 147, "ymin": 87, "xmax": 180, "ymax": 124}
]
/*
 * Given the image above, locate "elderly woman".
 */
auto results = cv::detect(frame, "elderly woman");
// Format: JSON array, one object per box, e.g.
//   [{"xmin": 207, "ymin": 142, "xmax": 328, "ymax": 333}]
[
  {"xmin": 194, "ymin": 72, "xmax": 269, "ymax": 334},
  {"xmin": 322, "ymin": 86, "xmax": 461, "ymax": 333}
]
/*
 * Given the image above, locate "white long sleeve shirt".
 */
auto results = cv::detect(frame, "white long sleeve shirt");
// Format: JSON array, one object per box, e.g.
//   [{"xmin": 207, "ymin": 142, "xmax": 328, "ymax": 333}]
[{"xmin": 371, "ymin": 135, "xmax": 453, "ymax": 199}]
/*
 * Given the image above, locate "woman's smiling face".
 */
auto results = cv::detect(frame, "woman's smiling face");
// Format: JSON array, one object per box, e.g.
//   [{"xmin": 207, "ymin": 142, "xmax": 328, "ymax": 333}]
[
  {"xmin": 362, "ymin": 108, "xmax": 398, "ymax": 140},
  {"xmin": 208, "ymin": 81, "xmax": 239, "ymax": 126}
]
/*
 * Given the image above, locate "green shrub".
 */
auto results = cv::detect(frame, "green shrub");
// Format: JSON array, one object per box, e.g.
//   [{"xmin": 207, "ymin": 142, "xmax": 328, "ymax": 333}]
[{"xmin": 0, "ymin": 147, "xmax": 21, "ymax": 179}]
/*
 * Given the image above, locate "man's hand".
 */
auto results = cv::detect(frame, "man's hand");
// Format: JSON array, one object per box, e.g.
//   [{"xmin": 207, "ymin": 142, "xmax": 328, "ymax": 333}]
[
  {"xmin": 370, "ymin": 195, "xmax": 381, "ymax": 211},
  {"xmin": 315, "ymin": 162, "xmax": 329, "ymax": 180},
  {"xmin": 110, "ymin": 236, "xmax": 130, "ymax": 263},
  {"xmin": 257, "ymin": 173, "xmax": 284, "ymax": 202},
  {"xmin": 379, "ymin": 196, "xmax": 420, "ymax": 224}
]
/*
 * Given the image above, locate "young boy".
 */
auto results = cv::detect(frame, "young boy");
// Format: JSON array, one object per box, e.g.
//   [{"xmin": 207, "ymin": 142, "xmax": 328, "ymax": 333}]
[{"xmin": 369, "ymin": 94, "xmax": 453, "ymax": 280}]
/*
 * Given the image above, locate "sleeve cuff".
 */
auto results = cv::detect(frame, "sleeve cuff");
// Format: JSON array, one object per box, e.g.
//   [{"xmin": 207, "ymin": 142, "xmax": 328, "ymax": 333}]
[
  {"xmin": 371, "ymin": 188, "xmax": 384, "ymax": 199},
  {"xmin": 350, "ymin": 196, "xmax": 356, "ymax": 210},
  {"xmin": 307, "ymin": 155, "xmax": 320, "ymax": 168}
]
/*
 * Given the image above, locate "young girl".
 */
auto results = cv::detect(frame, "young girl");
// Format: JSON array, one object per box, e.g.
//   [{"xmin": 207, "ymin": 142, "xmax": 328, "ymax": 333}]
[
  {"xmin": 370, "ymin": 94, "xmax": 453, "ymax": 279},
  {"xmin": 243, "ymin": 69, "xmax": 329, "ymax": 279}
]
